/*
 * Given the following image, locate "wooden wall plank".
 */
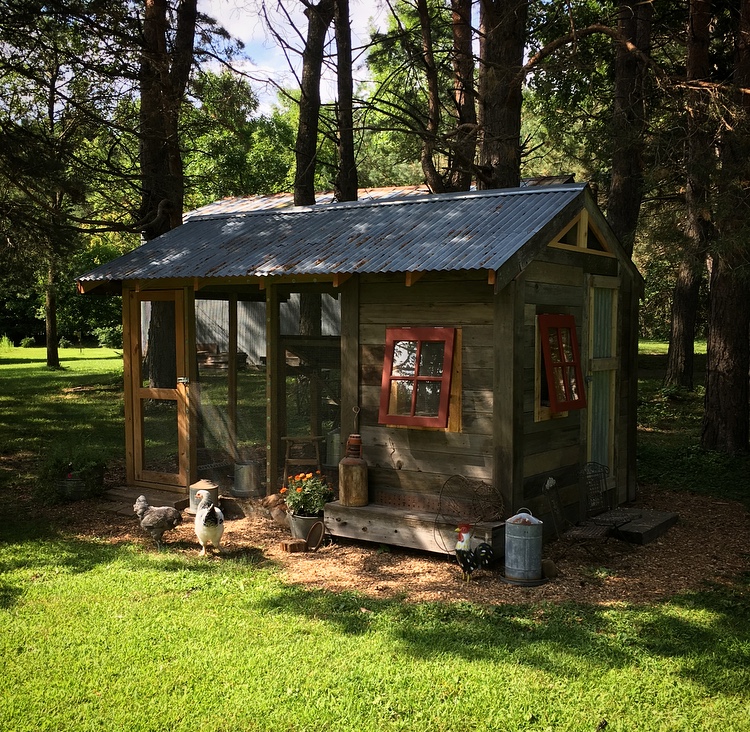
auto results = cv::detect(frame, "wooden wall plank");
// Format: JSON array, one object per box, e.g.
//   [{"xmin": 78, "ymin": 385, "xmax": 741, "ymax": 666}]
[
  {"xmin": 493, "ymin": 278, "xmax": 524, "ymax": 513},
  {"xmin": 339, "ymin": 275, "xmax": 360, "ymax": 444},
  {"xmin": 523, "ymin": 260, "xmax": 584, "ymax": 287},
  {"xmin": 360, "ymin": 302, "xmax": 494, "ymax": 326}
]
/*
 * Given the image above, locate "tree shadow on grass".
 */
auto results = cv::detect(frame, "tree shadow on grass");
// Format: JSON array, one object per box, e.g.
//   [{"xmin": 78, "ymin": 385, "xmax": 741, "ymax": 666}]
[
  {"xmin": 253, "ymin": 574, "xmax": 750, "ymax": 697},
  {"xmin": 0, "ymin": 518, "xmax": 269, "ymax": 610}
]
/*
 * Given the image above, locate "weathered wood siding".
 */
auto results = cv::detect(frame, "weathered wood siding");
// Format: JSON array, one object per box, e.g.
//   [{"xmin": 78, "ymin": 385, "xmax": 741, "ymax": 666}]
[
  {"xmin": 518, "ymin": 249, "xmax": 622, "ymax": 526},
  {"xmin": 346, "ymin": 242, "xmax": 636, "ymax": 533},
  {"xmin": 357, "ymin": 272, "xmax": 498, "ymax": 518}
]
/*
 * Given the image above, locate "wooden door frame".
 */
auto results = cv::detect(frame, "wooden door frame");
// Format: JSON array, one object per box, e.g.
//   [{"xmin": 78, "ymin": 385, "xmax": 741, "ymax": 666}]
[{"xmin": 123, "ymin": 286, "xmax": 195, "ymax": 490}]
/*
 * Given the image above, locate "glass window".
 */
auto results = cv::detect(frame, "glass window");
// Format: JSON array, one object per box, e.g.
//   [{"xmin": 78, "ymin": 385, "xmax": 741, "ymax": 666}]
[
  {"xmin": 538, "ymin": 314, "xmax": 587, "ymax": 413},
  {"xmin": 379, "ymin": 327, "xmax": 455, "ymax": 428}
]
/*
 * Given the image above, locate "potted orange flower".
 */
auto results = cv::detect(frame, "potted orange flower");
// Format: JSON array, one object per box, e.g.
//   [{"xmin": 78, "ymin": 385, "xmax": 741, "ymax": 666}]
[
  {"xmin": 280, "ymin": 471, "xmax": 334, "ymax": 517},
  {"xmin": 280, "ymin": 471, "xmax": 334, "ymax": 540}
]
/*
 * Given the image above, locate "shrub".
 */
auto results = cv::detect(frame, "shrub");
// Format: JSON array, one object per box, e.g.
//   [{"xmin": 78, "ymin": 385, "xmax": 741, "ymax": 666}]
[
  {"xmin": 92, "ymin": 325, "xmax": 123, "ymax": 349},
  {"xmin": 0, "ymin": 334, "xmax": 12, "ymax": 349},
  {"xmin": 36, "ymin": 447, "xmax": 107, "ymax": 503},
  {"xmin": 58, "ymin": 337, "xmax": 73, "ymax": 348},
  {"xmin": 20, "ymin": 336, "xmax": 35, "ymax": 348}
]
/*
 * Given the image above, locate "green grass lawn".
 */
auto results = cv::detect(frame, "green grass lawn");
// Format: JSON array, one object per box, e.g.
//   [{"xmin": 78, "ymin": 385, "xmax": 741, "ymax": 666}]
[{"xmin": 1, "ymin": 345, "xmax": 749, "ymax": 731}]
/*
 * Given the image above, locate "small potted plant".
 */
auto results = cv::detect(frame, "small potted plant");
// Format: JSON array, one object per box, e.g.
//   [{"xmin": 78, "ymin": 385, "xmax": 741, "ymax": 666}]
[
  {"xmin": 37, "ymin": 448, "xmax": 107, "ymax": 503},
  {"xmin": 280, "ymin": 471, "xmax": 334, "ymax": 538}
]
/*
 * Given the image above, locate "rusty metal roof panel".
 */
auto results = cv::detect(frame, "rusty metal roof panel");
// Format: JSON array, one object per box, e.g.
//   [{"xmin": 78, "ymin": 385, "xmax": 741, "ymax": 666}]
[{"xmin": 78, "ymin": 183, "xmax": 587, "ymax": 286}]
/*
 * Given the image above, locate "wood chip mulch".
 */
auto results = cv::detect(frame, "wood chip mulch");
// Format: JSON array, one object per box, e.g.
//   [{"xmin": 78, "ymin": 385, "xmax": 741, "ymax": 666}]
[{"xmin": 60, "ymin": 483, "xmax": 750, "ymax": 607}]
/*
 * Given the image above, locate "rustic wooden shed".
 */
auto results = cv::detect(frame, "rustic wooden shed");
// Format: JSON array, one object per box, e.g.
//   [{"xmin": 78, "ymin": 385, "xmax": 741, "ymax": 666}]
[{"xmin": 78, "ymin": 182, "xmax": 641, "ymax": 555}]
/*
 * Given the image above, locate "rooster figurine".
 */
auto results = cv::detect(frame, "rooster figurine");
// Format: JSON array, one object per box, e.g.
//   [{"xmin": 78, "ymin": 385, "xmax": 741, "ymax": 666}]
[
  {"xmin": 455, "ymin": 523, "xmax": 494, "ymax": 581},
  {"xmin": 194, "ymin": 489, "xmax": 225, "ymax": 556}
]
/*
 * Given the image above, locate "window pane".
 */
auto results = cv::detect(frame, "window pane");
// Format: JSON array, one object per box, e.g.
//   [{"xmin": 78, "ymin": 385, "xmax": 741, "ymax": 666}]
[
  {"xmin": 560, "ymin": 328, "xmax": 574, "ymax": 362},
  {"xmin": 552, "ymin": 367, "xmax": 566, "ymax": 402},
  {"xmin": 392, "ymin": 340, "xmax": 417, "ymax": 376},
  {"xmin": 419, "ymin": 341, "xmax": 445, "ymax": 376},
  {"xmin": 415, "ymin": 381, "xmax": 442, "ymax": 416},
  {"xmin": 547, "ymin": 328, "xmax": 559, "ymax": 362},
  {"xmin": 141, "ymin": 398, "xmax": 179, "ymax": 474},
  {"xmin": 388, "ymin": 380, "xmax": 413, "ymax": 415},
  {"xmin": 140, "ymin": 300, "xmax": 176, "ymax": 389},
  {"xmin": 567, "ymin": 367, "xmax": 579, "ymax": 401}
]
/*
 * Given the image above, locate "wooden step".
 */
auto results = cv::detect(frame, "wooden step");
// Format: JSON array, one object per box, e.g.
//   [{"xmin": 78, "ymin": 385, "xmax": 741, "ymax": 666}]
[
  {"xmin": 103, "ymin": 485, "xmax": 189, "ymax": 516},
  {"xmin": 612, "ymin": 508, "xmax": 679, "ymax": 545},
  {"xmin": 324, "ymin": 500, "xmax": 505, "ymax": 557}
]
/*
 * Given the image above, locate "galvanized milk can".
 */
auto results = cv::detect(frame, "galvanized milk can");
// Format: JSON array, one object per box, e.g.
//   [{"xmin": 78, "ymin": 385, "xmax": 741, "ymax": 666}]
[
  {"xmin": 504, "ymin": 508, "xmax": 543, "ymax": 581},
  {"xmin": 338, "ymin": 433, "xmax": 368, "ymax": 506}
]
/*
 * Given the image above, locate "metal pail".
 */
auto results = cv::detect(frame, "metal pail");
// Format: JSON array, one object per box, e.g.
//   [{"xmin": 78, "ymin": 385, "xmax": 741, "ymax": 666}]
[
  {"xmin": 189, "ymin": 480, "xmax": 219, "ymax": 514},
  {"xmin": 504, "ymin": 508, "xmax": 543, "ymax": 581},
  {"xmin": 233, "ymin": 462, "xmax": 260, "ymax": 497}
]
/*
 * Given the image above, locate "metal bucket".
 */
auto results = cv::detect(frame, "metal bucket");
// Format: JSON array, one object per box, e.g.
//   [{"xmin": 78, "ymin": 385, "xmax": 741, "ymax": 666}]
[
  {"xmin": 189, "ymin": 480, "xmax": 219, "ymax": 514},
  {"xmin": 504, "ymin": 508, "xmax": 543, "ymax": 582},
  {"xmin": 233, "ymin": 462, "xmax": 260, "ymax": 498}
]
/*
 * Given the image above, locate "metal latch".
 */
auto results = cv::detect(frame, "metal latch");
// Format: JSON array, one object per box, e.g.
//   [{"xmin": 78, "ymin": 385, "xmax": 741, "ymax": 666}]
[{"xmin": 177, "ymin": 377, "xmax": 190, "ymax": 384}]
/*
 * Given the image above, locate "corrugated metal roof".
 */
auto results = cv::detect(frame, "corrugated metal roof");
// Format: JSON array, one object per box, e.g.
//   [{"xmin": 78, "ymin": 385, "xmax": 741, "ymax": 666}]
[
  {"xmin": 78, "ymin": 183, "xmax": 588, "ymax": 287},
  {"xmin": 183, "ymin": 176, "xmax": 575, "ymax": 219}
]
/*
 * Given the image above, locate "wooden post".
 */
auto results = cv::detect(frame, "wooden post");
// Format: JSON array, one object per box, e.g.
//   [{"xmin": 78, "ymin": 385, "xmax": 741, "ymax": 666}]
[
  {"xmin": 339, "ymin": 275, "xmax": 360, "ymax": 454},
  {"xmin": 184, "ymin": 286, "xmax": 198, "ymax": 490},
  {"xmin": 123, "ymin": 288, "xmax": 136, "ymax": 486},
  {"xmin": 265, "ymin": 283, "xmax": 280, "ymax": 496},
  {"xmin": 228, "ymin": 293, "xmax": 238, "ymax": 462},
  {"xmin": 493, "ymin": 277, "xmax": 525, "ymax": 514}
]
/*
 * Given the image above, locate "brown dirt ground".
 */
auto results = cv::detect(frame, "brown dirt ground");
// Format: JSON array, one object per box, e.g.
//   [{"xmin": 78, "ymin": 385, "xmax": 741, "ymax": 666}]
[{"xmin": 64, "ymin": 483, "xmax": 750, "ymax": 606}]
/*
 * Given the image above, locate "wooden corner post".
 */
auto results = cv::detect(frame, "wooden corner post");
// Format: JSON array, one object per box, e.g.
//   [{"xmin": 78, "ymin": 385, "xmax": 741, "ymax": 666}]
[{"xmin": 265, "ymin": 283, "xmax": 281, "ymax": 496}]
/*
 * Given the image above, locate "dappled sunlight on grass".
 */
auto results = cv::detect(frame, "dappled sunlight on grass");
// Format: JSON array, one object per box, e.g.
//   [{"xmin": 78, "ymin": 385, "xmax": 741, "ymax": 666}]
[{"xmin": 2, "ymin": 522, "xmax": 747, "ymax": 730}]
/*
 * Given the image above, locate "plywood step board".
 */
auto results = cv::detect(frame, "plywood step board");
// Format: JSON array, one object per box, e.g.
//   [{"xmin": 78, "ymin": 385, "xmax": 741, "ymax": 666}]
[
  {"xmin": 324, "ymin": 500, "xmax": 505, "ymax": 557},
  {"xmin": 103, "ymin": 486, "xmax": 190, "ymax": 515}
]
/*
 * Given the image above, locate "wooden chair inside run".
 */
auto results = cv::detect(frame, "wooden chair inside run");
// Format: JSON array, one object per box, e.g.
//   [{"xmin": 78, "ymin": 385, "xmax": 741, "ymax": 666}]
[{"xmin": 543, "ymin": 476, "xmax": 612, "ymax": 558}]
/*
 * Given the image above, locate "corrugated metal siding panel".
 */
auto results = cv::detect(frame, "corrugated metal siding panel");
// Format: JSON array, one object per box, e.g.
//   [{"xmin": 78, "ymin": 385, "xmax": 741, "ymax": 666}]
[{"xmin": 78, "ymin": 184, "xmax": 586, "ymax": 284}]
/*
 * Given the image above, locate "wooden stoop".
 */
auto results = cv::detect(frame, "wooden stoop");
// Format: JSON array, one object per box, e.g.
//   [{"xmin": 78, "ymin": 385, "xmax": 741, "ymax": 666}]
[
  {"xmin": 324, "ymin": 501, "xmax": 505, "ymax": 557},
  {"xmin": 103, "ymin": 485, "xmax": 190, "ymax": 517}
]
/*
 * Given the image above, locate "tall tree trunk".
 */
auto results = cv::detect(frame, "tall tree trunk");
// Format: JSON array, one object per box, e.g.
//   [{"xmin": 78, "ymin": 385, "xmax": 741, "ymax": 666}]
[
  {"xmin": 139, "ymin": 0, "xmax": 196, "ymax": 238},
  {"xmin": 606, "ymin": 0, "xmax": 652, "ymax": 256},
  {"xmin": 701, "ymin": 255, "xmax": 750, "ymax": 452},
  {"xmin": 701, "ymin": 0, "xmax": 750, "ymax": 453},
  {"xmin": 665, "ymin": 0, "xmax": 713, "ymax": 390},
  {"xmin": 476, "ymin": 0, "xmax": 528, "ymax": 189},
  {"xmin": 416, "ymin": 0, "xmax": 445, "ymax": 193},
  {"xmin": 334, "ymin": 0, "xmax": 358, "ymax": 201},
  {"xmin": 295, "ymin": 0, "xmax": 335, "ymax": 438},
  {"xmin": 140, "ymin": 0, "xmax": 197, "ymax": 387},
  {"xmin": 294, "ymin": 0, "xmax": 335, "ymax": 206},
  {"xmin": 45, "ymin": 260, "xmax": 60, "ymax": 369},
  {"xmin": 665, "ymin": 260, "xmax": 703, "ymax": 389},
  {"xmin": 448, "ymin": 0, "xmax": 477, "ymax": 192}
]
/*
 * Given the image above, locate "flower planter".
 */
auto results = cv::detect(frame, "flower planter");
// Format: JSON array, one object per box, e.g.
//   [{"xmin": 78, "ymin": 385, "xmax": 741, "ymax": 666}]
[
  {"xmin": 56, "ymin": 478, "xmax": 88, "ymax": 501},
  {"xmin": 288, "ymin": 513, "xmax": 323, "ymax": 540}
]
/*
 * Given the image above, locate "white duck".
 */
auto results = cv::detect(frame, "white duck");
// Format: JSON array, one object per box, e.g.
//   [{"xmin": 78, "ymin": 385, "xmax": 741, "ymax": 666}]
[{"xmin": 194, "ymin": 489, "xmax": 225, "ymax": 556}]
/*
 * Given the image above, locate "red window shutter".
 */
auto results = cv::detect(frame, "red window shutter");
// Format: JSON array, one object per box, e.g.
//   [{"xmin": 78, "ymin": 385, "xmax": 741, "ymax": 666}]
[
  {"xmin": 538, "ymin": 313, "xmax": 587, "ymax": 412},
  {"xmin": 378, "ymin": 327, "xmax": 455, "ymax": 428}
]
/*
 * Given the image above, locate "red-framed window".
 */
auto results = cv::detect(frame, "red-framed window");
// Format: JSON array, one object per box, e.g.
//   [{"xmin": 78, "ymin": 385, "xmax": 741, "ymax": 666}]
[
  {"xmin": 538, "ymin": 313, "xmax": 587, "ymax": 413},
  {"xmin": 378, "ymin": 327, "xmax": 456, "ymax": 428}
]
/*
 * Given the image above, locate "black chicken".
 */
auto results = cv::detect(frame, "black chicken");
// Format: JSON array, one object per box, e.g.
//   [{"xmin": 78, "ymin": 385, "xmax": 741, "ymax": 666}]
[
  {"xmin": 455, "ymin": 523, "xmax": 494, "ymax": 581},
  {"xmin": 133, "ymin": 495, "xmax": 183, "ymax": 550}
]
